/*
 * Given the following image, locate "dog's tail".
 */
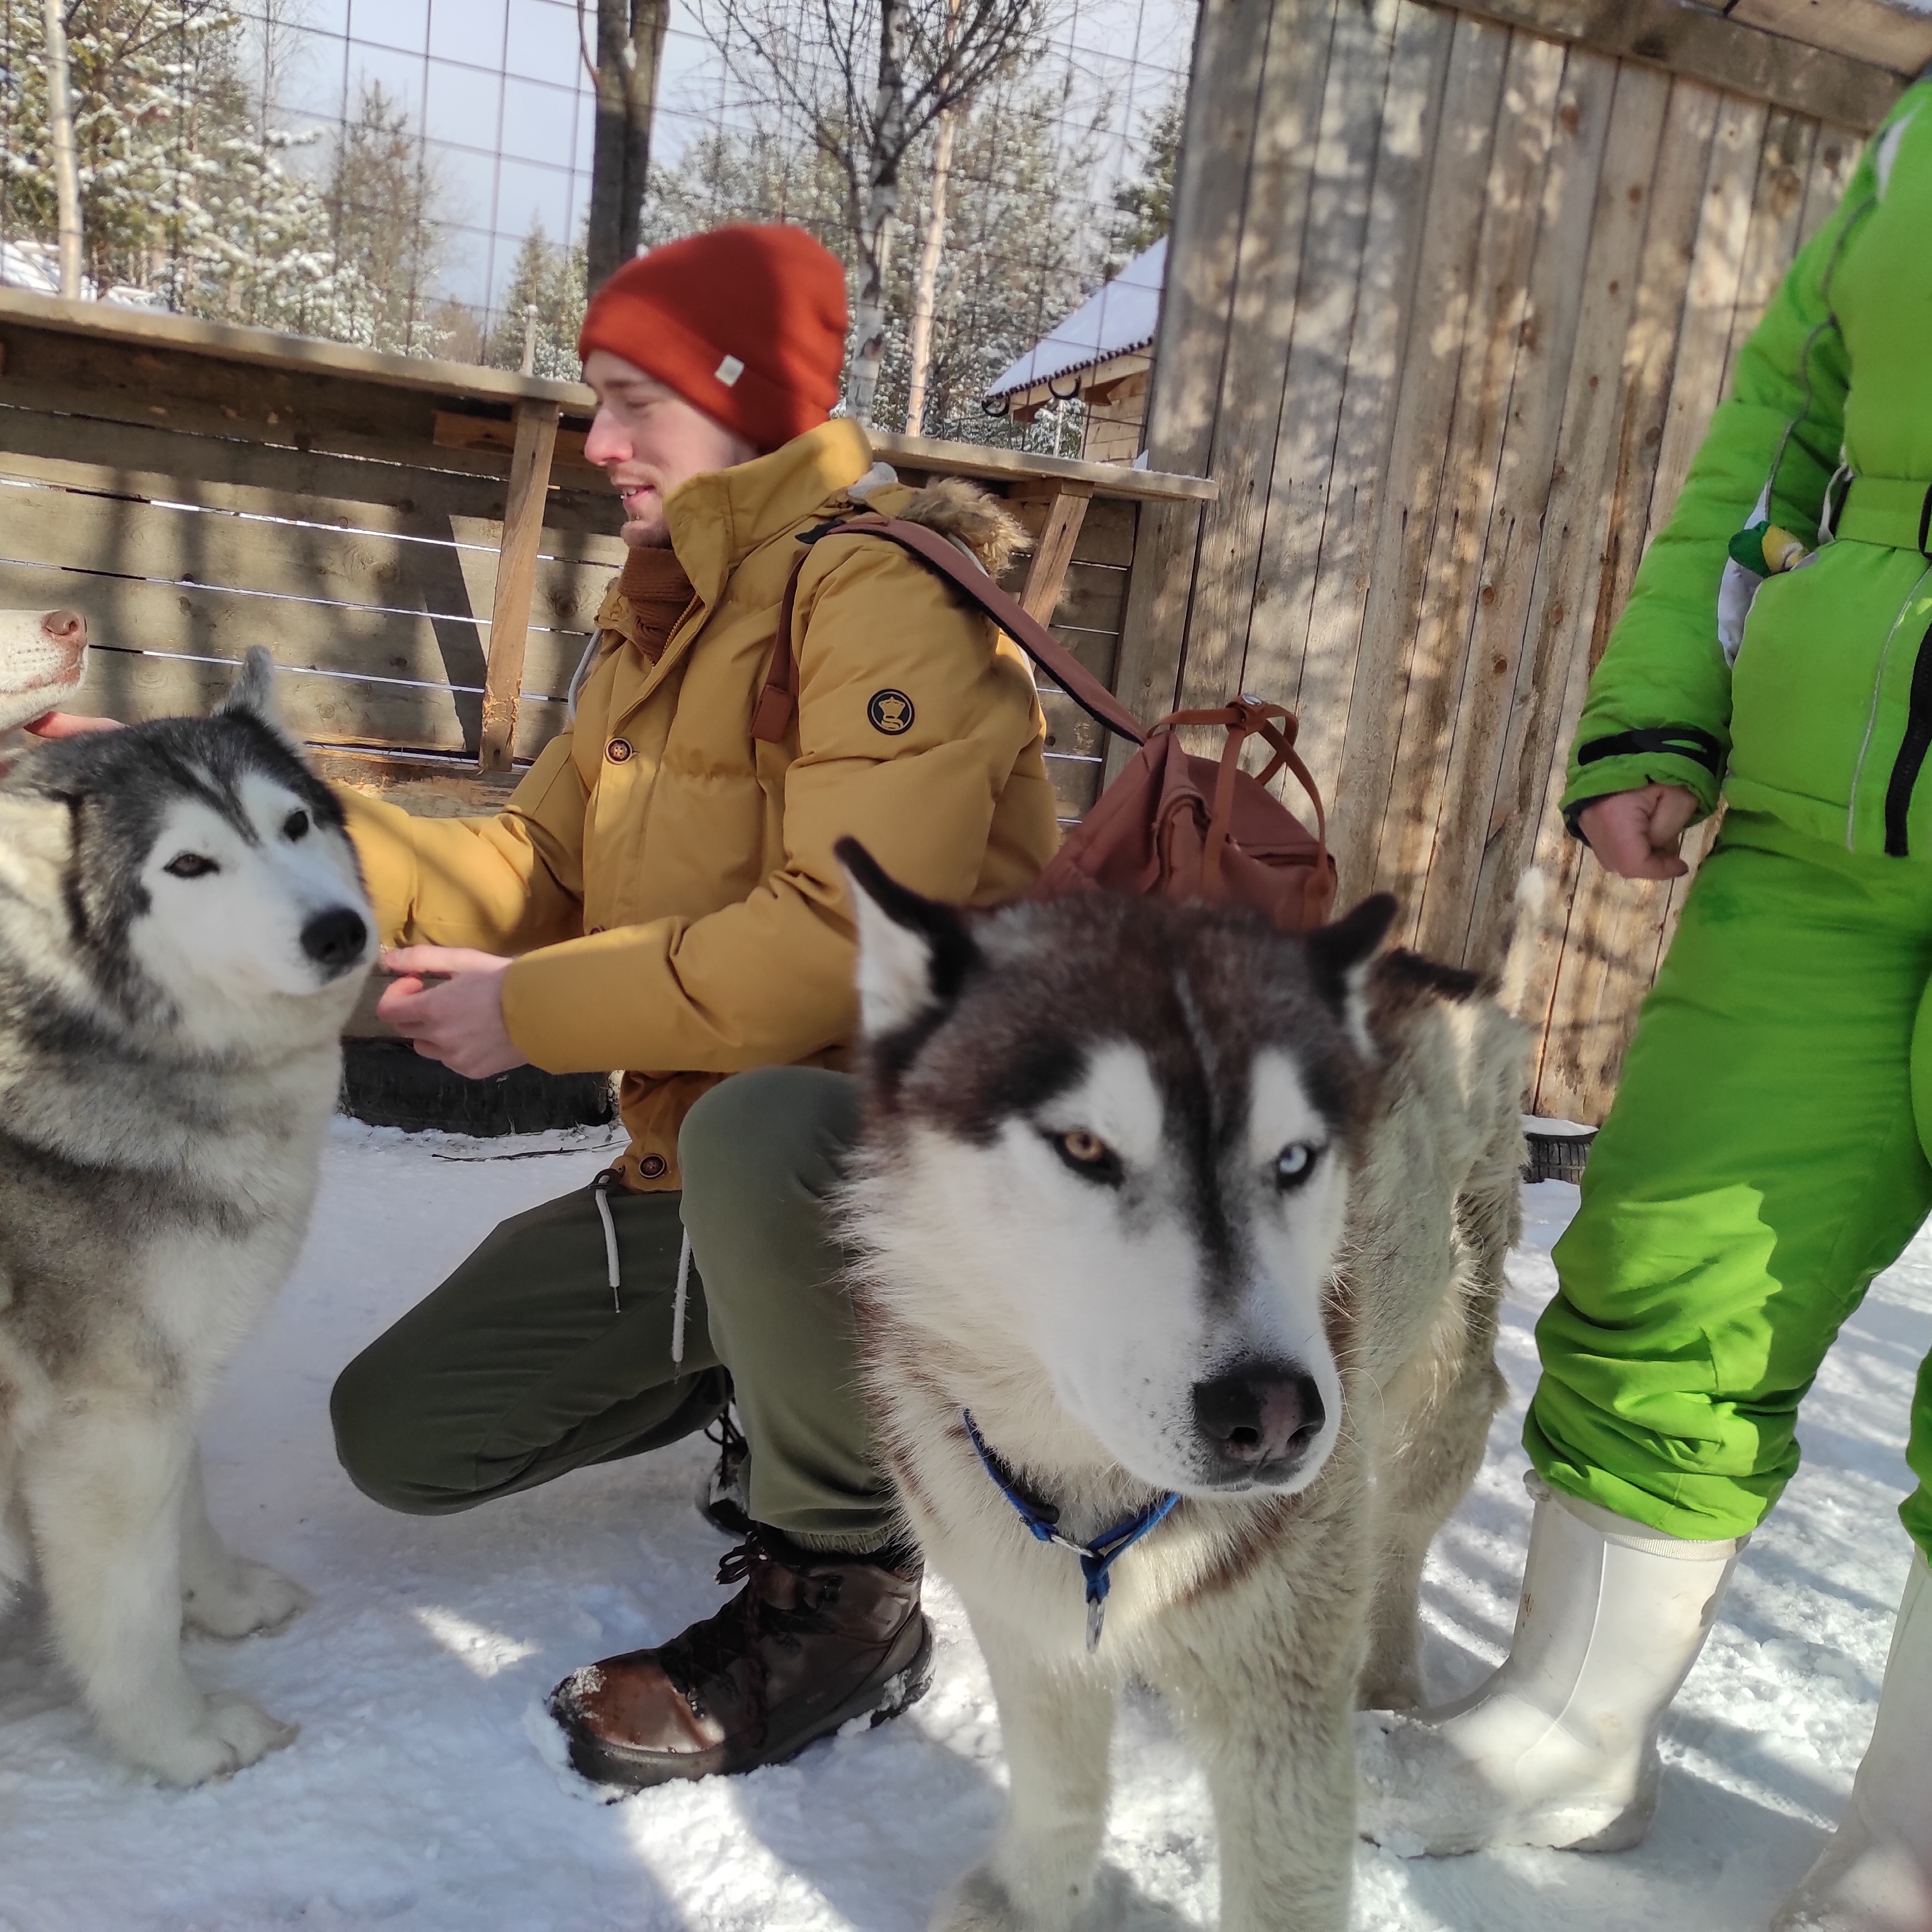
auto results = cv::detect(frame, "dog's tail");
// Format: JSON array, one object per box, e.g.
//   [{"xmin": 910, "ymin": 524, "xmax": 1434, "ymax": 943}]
[{"xmin": 1496, "ymin": 865, "xmax": 1548, "ymax": 1020}]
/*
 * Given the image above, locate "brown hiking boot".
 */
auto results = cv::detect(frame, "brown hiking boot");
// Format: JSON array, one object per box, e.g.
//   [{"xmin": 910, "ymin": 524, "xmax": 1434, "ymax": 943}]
[{"xmin": 546, "ymin": 1531, "xmax": 933, "ymax": 1788}]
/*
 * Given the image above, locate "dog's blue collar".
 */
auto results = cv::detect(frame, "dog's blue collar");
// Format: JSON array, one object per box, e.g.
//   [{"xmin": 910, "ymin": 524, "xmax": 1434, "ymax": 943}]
[{"xmin": 960, "ymin": 1408, "xmax": 1180, "ymax": 1652}]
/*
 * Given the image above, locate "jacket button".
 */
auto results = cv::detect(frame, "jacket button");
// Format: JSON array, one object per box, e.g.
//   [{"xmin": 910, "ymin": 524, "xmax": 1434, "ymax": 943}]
[
  {"xmin": 638, "ymin": 1154, "xmax": 668, "ymax": 1179},
  {"xmin": 607, "ymin": 737, "xmax": 633, "ymax": 763}
]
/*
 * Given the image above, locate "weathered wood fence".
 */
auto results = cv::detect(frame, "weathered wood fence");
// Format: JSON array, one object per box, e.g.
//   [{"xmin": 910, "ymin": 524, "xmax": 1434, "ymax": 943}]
[
  {"xmin": 1124, "ymin": 0, "xmax": 1916, "ymax": 1122},
  {"xmin": 0, "ymin": 288, "xmax": 1213, "ymax": 830}
]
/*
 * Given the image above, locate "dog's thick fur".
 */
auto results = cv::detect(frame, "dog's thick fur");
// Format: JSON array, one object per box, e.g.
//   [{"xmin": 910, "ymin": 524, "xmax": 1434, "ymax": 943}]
[
  {"xmin": 835, "ymin": 844, "xmax": 1527, "ymax": 1932},
  {"xmin": 0, "ymin": 650, "xmax": 371, "ymax": 1783}
]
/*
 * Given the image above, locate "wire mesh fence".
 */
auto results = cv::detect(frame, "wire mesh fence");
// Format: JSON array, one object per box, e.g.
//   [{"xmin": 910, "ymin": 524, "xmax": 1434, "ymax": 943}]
[{"xmin": 0, "ymin": 0, "xmax": 1191, "ymax": 448}]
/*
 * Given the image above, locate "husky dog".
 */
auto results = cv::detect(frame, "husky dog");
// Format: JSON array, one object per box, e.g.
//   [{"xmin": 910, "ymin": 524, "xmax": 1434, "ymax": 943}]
[
  {"xmin": 0, "ymin": 608, "xmax": 87, "ymax": 765},
  {"xmin": 0, "ymin": 648, "xmax": 372, "ymax": 1784},
  {"xmin": 834, "ymin": 840, "xmax": 1528, "ymax": 1932}
]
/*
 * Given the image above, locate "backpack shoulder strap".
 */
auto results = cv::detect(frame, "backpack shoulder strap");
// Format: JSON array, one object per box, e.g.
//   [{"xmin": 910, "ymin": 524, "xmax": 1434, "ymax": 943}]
[{"xmin": 751, "ymin": 512, "xmax": 1149, "ymax": 746}]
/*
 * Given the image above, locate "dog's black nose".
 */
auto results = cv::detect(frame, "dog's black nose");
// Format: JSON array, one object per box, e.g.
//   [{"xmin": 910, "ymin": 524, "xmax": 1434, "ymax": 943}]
[
  {"xmin": 301, "ymin": 906, "xmax": 368, "ymax": 975},
  {"xmin": 1191, "ymin": 1366, "xmax": 1325, "ymax": 1469}
]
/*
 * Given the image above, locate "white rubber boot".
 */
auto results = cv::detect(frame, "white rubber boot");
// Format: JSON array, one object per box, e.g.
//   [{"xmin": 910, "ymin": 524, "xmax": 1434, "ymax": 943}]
[
  {"xmin": 1772, "ymin": 1547, "xmax": 1932, "ymax": 1932},
  {"xmin": 1357, "ymin": 1476, "xmax": 1743, "ymax": 1856}
]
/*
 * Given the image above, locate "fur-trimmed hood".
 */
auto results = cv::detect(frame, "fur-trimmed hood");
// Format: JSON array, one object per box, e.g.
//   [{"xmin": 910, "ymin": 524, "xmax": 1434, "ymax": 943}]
[{"xmin": 849, "ymin": 469, "xmax": 1027, "ymax": 579}]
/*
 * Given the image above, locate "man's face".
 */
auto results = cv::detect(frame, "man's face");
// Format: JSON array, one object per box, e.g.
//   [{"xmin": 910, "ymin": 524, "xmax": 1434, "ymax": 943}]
[{"xmin": 582, "ymin": 349, "xmax": 758, "ymax": 547}]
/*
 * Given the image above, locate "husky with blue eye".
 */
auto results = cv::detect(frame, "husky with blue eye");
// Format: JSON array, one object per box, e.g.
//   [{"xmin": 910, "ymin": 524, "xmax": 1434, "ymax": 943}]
[
  {"xmin": 0, "ymin": 649, "xmax": 372, "ymax": 1785},
  {"xmin": 834, "ymin": 839, "xmax": 1529, "ymax": 1932}
]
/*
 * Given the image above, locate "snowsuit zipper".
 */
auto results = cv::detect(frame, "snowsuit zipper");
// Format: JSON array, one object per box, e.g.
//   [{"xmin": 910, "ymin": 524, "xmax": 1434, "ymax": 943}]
[{"xmin": 1884, "ymin": 614, "xmax": 1932, "ymax": 855}]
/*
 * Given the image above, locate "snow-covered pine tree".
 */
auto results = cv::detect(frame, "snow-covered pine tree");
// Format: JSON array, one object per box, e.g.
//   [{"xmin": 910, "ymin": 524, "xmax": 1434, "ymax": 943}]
[
  {"xmin": 1106, "ymin": 83, "xmax": 1179, "ymax": 277},
  {"xmin": 0, "ymin": 0, "xmax": 357, "ymax": 326},
  {"xmin": 484, "ymin": 219, "xmax": 588, "ymax": 381},
  {"xmin": 312, "ymin": 80, "xmax": 450, "ymax": 354},
  {"xmin": 886, "ymin": 65, "xmax": 1102, "ymax": 446}
]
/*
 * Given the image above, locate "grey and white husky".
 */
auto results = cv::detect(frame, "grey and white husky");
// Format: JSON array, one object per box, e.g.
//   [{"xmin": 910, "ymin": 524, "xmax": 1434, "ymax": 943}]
[
  {"xmin": 835, "ymin": 840, "xmax": 1529, "ymax": 1932},
  {"xmin": 0, "ymin": 648, "xmax": 371, "ymax": 1784}
]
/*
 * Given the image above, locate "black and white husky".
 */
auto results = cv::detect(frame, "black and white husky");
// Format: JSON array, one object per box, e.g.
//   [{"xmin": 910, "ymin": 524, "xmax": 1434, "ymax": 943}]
[
  {"xmin": 0, "ymin": 649, "xmax": 371, "ymax": 1783},
  {"xmin": 835, "ymin": 840, "xmax": 1528, "ymax": 1932}
]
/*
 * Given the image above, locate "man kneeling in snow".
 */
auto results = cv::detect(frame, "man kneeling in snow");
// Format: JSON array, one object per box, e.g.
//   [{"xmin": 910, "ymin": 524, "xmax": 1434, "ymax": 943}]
[{"xmin": 328, "ymin": 224, "xmax": 1059, "ymax": 1787}]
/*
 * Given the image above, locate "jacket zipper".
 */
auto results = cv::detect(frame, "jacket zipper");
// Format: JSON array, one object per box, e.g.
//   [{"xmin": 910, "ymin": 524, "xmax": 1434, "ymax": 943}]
[{"xmin": 1884, "ymin": 612, "xmax": 1932, "ymax": 855}]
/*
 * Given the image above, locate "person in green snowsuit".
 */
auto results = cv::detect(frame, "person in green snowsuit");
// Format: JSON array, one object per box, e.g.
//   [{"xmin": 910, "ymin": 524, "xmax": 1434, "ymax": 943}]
[{"xmin": 1358, "ymin": 81, "xmax": 1932, "ymax": 1930}]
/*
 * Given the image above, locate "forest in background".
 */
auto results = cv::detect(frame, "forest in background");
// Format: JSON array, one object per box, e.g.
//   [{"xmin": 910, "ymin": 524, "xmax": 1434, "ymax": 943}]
[{"xmin": 0, "ymin": 0, "xmax": 1182, "ymax": 446}]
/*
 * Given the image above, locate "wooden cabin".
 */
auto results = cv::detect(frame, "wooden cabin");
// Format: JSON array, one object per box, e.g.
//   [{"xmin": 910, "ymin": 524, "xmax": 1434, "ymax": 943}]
[
  {"xmin": 1125, "ymin": 0, "xmax": 1932, "ymax": 1123},
  {"xmin": 981, "ymin": 241, "xmax": 1165, "ymax": 466}
]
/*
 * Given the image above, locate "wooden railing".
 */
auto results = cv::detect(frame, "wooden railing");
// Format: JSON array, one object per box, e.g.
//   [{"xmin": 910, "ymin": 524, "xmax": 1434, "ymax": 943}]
[{"xmin": 0, "ymin": 288, "xmax": 1213, "ymax": 823}]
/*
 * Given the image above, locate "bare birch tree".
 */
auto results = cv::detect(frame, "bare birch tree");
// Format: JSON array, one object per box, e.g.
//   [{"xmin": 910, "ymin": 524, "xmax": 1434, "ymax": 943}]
[
  {"xmin": 698, "ymin": 0, "xmax": 1050, "ymax": 423},
  {"xmin": 903, "ymin": 0, "xmax": 959, "ymax": 435},
  {"xmin": 37, "ymin": 0, "xmax": 81, "ymax": 295}
]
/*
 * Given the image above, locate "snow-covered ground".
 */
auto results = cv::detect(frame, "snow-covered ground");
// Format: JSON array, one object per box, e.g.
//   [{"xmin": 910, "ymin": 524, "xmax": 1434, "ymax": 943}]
[{"xmin": 0, "ymin": 1119, "xmax": 1920, "ymax": 1930}]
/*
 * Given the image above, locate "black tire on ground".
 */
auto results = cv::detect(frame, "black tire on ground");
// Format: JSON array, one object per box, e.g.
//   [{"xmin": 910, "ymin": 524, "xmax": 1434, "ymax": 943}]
[
  {"xmin": 1523, "ymin": 1129, "xmax": 1595, "ymax": 1186},
  {"xmin": 339, "ymin": 1041, "xmax": 615, "ymax": 1137}
]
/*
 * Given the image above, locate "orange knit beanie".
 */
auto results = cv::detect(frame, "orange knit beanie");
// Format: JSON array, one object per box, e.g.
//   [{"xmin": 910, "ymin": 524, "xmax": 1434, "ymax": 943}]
[{"xmin": 577, "ymin": 225, "xmax": 850, "ymax": 452}]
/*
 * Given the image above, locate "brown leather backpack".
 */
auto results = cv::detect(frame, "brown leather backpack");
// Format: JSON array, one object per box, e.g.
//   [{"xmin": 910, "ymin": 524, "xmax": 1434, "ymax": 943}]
[{"xmin": 752, "ymin": 512, "xmax": 1338, "ymax": 933}]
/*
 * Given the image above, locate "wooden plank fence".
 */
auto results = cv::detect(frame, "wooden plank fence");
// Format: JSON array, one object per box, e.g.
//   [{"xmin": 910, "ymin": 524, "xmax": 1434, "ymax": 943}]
[
  {"xmin": 0, "ymin": 288, "xmax": 1213, "ymax": 831},
  {"xmin": 1129, "ymin": 0, "xmax": 1885, "ymax": 1122}
]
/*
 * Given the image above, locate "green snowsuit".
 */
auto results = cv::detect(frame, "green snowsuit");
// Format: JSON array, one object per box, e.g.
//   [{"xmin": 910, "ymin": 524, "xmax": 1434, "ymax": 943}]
[{"xmin": 1531, "ymin": 79, "xmax": 1932, "ymax": 1555}]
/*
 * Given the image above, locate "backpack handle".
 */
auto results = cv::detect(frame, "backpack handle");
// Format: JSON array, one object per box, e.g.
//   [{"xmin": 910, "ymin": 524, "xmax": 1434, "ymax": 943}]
[
  {"xmin": 1159, "ymin": 700, "xmax": 1329, "ymax": 897},
  {"xmin": 751, "ymin": 513, "xmax": 1151, "ymax": 747}
]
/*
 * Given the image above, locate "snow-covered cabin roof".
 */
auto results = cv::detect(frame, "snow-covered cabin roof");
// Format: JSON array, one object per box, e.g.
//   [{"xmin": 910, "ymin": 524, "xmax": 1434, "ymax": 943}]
[
  {"xmin": 983, "ymin": 237, "xmax": 1165, "ymax": 404},
  {"xmin": 0, "ymin": 241, "xmax": 61, "ymax": 297},
  {"xmin": 0, "ymin": 240, "xmax": 161, "ymax": 310}
]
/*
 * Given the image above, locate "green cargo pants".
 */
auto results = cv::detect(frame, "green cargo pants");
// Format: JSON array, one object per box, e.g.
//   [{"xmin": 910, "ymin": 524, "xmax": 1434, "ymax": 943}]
[
  {"xmin": 329, "ymin": 1066, "xmax": 897, "ymax": 1553},
  {"xmin": 1526, "ymin": 811, "xmax": 1932, "ymax": 1553}
]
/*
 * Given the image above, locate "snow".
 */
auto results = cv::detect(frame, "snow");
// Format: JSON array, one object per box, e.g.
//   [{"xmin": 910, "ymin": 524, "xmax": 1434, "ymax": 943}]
[
  {"xmin": 982, "ymin": 239, "xmax": 1167, "ymax": 403},
  {"xmin": 1, "ymin": 1121, "xmax": 1923, "ymax": 1930},
  {"xmin": 0, "ymin": 241, "xmax": 161, "ymax": 310}
]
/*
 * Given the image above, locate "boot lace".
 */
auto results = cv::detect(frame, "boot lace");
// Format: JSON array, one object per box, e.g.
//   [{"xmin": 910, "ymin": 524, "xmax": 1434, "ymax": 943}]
[
  {"xmin": 657, "ymin": 1532, "xmax": 845, "ymax": 1733},
  {"xmin": 703, "ymin": 1406, "xmax": 748, "ymax": 1469}
]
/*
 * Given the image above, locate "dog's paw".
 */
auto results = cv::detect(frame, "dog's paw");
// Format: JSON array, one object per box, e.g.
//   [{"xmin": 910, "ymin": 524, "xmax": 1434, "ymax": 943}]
[
  {"xmin": 123, "ymin": 1694, "xmax": 298, "ymax": 1786},
  {"xmin": 931, "ymin": 1867, "xmax": 1054, "ymax": 1932},
  {"xmin": 1357, "ymin": 1662, "xmax": 1425, "ymax": 1712},
  {"xmin": 183, "ymin": 1558, "xmax": 312, "ymax": 1638}
]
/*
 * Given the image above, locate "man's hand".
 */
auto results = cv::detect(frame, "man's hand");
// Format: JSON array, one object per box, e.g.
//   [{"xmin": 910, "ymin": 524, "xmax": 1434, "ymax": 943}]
[
  {"xmin": 1576, "ymin": 783, "xmax": 1699, "ymax": 881},
  {"xmin": 25, "ymin": 712, "xmax": 121, "ymax": 739},
  {"xmin": 376, "ymin": 947, "xmax": 528, "ymax": 1079}
]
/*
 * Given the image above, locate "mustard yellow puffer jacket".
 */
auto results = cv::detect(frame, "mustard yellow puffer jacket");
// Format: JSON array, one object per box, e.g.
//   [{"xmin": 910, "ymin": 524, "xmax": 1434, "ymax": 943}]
[{"xmin": 342, "ymin": 418, "xmax": 1060, "ymax": 1188}]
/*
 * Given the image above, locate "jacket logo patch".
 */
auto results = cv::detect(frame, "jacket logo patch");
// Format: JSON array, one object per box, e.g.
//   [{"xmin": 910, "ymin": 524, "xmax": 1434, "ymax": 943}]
[{"xmin": 868, "ymin": 689, "xmax": 915, "ymax": 735}]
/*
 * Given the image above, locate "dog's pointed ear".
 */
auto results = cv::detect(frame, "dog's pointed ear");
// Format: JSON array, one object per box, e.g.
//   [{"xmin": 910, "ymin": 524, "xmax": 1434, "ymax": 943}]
[
  {"xmin": 1305, "ymin": 893, "xmax": 1398, "ymax": 1051},
  {"xmin": 836, "ymin": 836, "xmax": 979, "ymax": 1038},
  {"xmin": 0, "ymin": 790, "xmax": 73, "ymax": 898},
  {"xmin": 218, "ymin": 647, "xmax": 282, "ymax": 729}
]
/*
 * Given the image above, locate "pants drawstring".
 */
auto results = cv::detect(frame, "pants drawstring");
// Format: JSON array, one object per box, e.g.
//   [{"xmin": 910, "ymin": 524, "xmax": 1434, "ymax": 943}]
[
  {"xmin": 672, "ymin": 1230, "xmax": 692, "ymax": 1365},
  {"xmin": 594, "ymin": 1166, "xmax": 692, "ymax": 1362},
  {"xmin": 593, "ymin": 1169, "xmax": 622, "ymax": 1313}
]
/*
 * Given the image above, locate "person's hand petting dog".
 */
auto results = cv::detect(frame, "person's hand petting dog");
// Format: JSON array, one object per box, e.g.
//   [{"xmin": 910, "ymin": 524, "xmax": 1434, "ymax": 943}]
[
  {"xmin": 377, "ymin": 947, "xmax": 527, "ymax": 1078},
  {"xmin": 13, "ymin": 699, "xmax": 525, "ymax": 1087},
  {"xmin": 26, "ymin": 712, "xmax": 122, "ymax": 740}
]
